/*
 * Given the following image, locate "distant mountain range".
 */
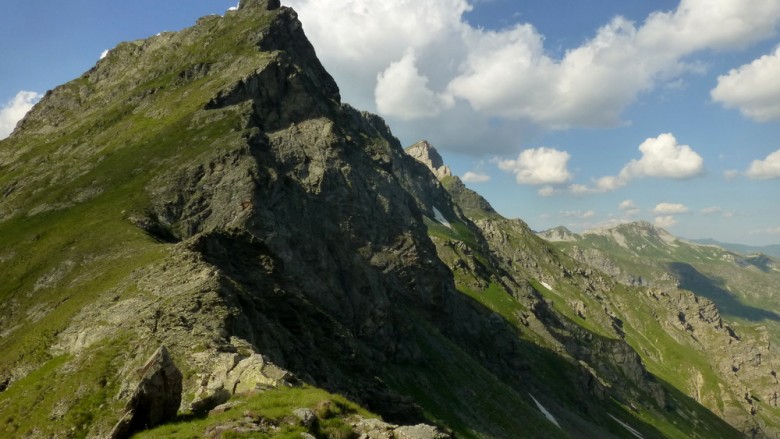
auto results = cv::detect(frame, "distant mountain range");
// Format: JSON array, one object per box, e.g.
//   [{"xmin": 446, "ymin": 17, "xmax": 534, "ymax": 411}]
[
  {"xmin": 690, "ymin": 238, "xmax": 780, "ymax": 259},
  {"xmin": 537, "ymin": 221, "xmax": 780, "ymax": 435}
]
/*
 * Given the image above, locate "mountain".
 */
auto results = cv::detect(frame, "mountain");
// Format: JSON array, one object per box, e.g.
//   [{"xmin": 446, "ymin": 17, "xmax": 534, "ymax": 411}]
[
  {"xmin": 691, "ymin": 239, "xmax": 780, "ymax": 260},
  {"xmin": 537, "ymin": 225, "xmax": 581, "ymax": 242},
  {"xmin": 538, "ymin": 221, "xmax": 780, "ymax": 435},
  {"xmin": 0, "ymin": 1, "xmax": 775, "ymax": 437}
]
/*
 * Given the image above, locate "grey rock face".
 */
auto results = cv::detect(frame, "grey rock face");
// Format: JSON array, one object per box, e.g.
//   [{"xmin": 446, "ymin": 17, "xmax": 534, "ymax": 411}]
[
  {"xmin": 190, "ymin": 352, "xmax": 291, "ymax": 413},
  {"xmin": 394, "ymin": 424, "xmax": 452, "ymax": 439},
  {"xmin": 349, "ymin": 417, "xmax": 451, "ymax": 439},
  {"xmin": 110, "ymin": 346, "xmax": 183, "ymax": 438},
  {"xmin": 239, "ymin": 0, "xmax": 281, "ymax": 10},
  {"xmin": 293, "ymin": 407, "xmax": 316, "ymax": 428},
  {"xmin": 405, "ymin": 140, "xmax": 451, "ymax": 179}
]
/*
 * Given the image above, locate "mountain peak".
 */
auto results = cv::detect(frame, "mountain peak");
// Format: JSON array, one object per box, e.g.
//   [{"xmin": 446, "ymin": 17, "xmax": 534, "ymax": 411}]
[
  {"xmin": 537, "ymin": 225, "xmax": 580, "ymax": 242},
  {"xmin": 13, "ymin": 1, "xmax": 340, "ymax": 139},
  {"xmin": 622, "ymin": 220, "xmax": 674, "ymax": 239},
  {"xmin": 239, "ymin": 0, "xmax": 281, "ymax": 10},
  {"xmin": 583, "ymin": 220, "xmax": 680, "ymax": 249},
  {"xmin": 405, "ymin": 140, "xmax": 452, "ymax": 179},
  {"xmin": 588, "ymin": 220, "xmax": 659, "ymax": 235}
]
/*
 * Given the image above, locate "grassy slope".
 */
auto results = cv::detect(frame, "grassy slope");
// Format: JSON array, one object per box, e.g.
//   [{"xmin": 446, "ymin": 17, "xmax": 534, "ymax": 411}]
[
  {"xmin": 135, "ymin": 385, "xmax": 373, "ymax": 439},
  {"xmin": 545, "ymin": 225, "xmax": 780, "ymax": 432},
  {"xmin": 423, "ymin": 214, "xmax": 739, "ymax": 438},
  {"xmin": 0, "ymin": 11, "xmax": 276, "ymax": 437},
  {"xmin": 422, "ymin": 187, "xmax": 745, "ymax": 438}
]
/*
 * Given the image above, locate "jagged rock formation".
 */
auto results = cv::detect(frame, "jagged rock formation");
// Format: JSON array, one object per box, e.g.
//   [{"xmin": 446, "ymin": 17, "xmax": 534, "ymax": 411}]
[
  {"xmin": 0, "ymin": 1, "xmax": 775, "ymax": 438},
  {"xmin": 405, "ymin": 140, "xmax": 452, "ymax": 179},
  {"xmin": 110, "ymin": 346, "xmax": 182, "ymax": 438},
  {"xmin": 189, "ymin": 351, "xmax": 292, "ymax": 413}
]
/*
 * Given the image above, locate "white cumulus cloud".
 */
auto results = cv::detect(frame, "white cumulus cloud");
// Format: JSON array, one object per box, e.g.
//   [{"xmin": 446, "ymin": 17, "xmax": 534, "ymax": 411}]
[
  {"xmin": 285, "ymin": 0, "xmax": 780, "ymax": 148},
  {"xmin": 538, "ymin": 185, "xmax": 562, "ymax": 197},
  {"xmin": 653, "ymin": 203, "xmax": 690, "ymax": 214},
  {"xmin": 619, "ymin": 199, "xmax": 640, "ymax": 216},
  {"xmin": 497, "ymin": 147, "xmax": 572, "ymax": 185},
  {"xmin": 567, "ymin": 133, "xmax": 704, "ymax": 194},
  {"xmin": 0, "ymin": 91, "xmax": 42, "ymax": 139},
  {"xmin": 285, "ymin": 0, "xmax": 470, "ymax": 113},
  {"xmin": 654, "ymin": 215, "xmax": 678, "ymax": 229},
  {"xmin": 375, "ymin": 50, "xmax": 453, "ymax": 119},
  {"xmin": 746, "ymin": 149, "xmax": 780, "ymax": 179},
  {"xmin": 620, "ymin": 133, "xmax": 704, "ymax": 180},
  {"xmin": 461, "ymin": 171, "xmax": 491, "ymax": 183},
  {"xmin": 711, "ymin": 47, "xmax": 780, "ymax": 121}
]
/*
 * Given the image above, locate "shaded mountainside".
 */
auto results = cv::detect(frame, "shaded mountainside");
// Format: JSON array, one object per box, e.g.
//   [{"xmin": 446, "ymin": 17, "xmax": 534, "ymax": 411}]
[
  {"xmin": 538, "ymin": 221, "xmax": 780, "ymax": 436},
  {"xmin": 0, "ymin": 0, "xmax": 772, "ymax": 438}
]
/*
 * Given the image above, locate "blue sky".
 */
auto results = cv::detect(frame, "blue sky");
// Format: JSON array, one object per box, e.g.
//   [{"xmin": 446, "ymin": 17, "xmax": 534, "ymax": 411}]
[{"xmin": 1, "ymin": 1, "xmax": 779, "ymax": 245}]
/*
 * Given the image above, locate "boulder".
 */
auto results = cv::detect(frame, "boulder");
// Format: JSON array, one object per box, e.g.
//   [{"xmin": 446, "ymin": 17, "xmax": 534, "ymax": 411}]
[
  {"xmin": 293, "ymin": 407, "xmax": 316, "ymax": 428},
  {"xmin": 190, "ymin": 353, "xmax": 292, "ymax": 413},
  {"xmin": 110, "ymin": 345, "xmax": 183, "ymax": 438},
  {"xmin": 394, "ymin": 424, "xmax": 451, "ymax": 439}
]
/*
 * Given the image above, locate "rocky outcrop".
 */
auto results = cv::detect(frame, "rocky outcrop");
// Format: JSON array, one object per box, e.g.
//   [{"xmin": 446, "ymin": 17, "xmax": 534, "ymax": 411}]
[
  {"xmin": 239, "ymin": 0, "xmax": 281, "ymax": 10},
  {"xmin": 190, "ymin": 352, "xmax": 292, "ymax": 413},
  {"xmin": 351, "ymin": 418, "xmax": 451, "ymax": 439},
  {"xmin": 405, "ymin": 140, "xmax": 452, "ymax": 180},
  {"xmin": 110, "ymin": 346, "xmax": 183, "ymax": 438}
]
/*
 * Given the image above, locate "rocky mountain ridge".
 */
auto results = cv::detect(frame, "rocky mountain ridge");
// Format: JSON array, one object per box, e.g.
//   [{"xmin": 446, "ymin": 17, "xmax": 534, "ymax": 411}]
[
  {"xmin": 410, "ymin": 145, "xmax": 780, "ymax": 437},
  {"xmin": 0, "ymin": 1, "xmax": 777, "ymax": 437},
  {"xmin": 537, "ymin": 220, "xmax": 780, "ymax": 436}
]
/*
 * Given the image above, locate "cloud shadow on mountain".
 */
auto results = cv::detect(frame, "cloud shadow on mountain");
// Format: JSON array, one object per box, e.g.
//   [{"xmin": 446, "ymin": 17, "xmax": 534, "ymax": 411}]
[{"xmin": 668, "ymin": 262, "xmax": 780, "ymax": 322}]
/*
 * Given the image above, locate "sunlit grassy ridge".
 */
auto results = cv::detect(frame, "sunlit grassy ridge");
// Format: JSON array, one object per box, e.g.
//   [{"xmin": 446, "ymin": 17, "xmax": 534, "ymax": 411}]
[
  {"xmin": 136, "ymin": 385, "xmax": 372, "ymax": 439},
  {"xmin": 0, "ymin": 9, "xmax": 279, "ymax": 436}
]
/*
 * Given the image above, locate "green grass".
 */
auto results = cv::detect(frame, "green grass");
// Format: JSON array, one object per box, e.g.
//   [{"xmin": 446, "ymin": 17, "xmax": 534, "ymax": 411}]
[
  {"xmin": 135, "ymin": 385, "xmax": 373, "ymax": 439},
  {"xmin": 424, "ymin": 216, "xmax": 482, "ymax": 252},
  {"xmin": 0, "ymin": 7, "xmax": 281, "ymax": 436},
  {"xmin": 457, "ymin": 281, "xmax": 527, "ymax": 326},
  {"xmin": 0, "ymin": 336, "xmax": 131, "ymax": 438},
  {"xmin": 383, "ymin": 317, "xmax": 569, "ymax": 439}
]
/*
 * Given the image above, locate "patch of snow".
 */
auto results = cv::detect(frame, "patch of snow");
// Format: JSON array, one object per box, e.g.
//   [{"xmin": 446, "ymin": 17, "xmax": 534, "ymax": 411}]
[
  {"xmin": 529, "ymin": 394, "xmax": 561, "ymax": 429},
  {"xmin": 608, "ymin": 414, "xmax": 644, "ymax": 439},
  {"xmin": 540, "ymin": 281, "xmax": 553, "ymax": 291},
  {"xmin": 432, "ymin": 206, "xmax": 451, "ymax": 229},
  {"xmin": 99, "ymin": 49, "xmax": 109, "ymax": 60}
]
